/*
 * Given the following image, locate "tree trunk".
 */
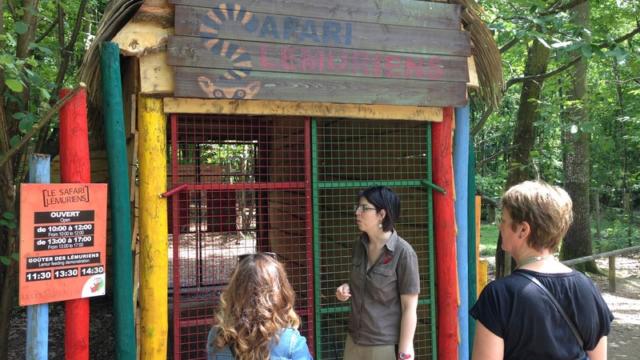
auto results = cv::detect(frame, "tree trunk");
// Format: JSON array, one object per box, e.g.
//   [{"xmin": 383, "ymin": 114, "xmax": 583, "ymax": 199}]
[
  {"xmin": 0, "ymin": 70, "xmax": 17, "ymax": 360},
  {"xmin": 594, "ymin": 189, "xmax": 601, "ymax": 252},
  {"xmin": 0, "ymin": 121, "xmax": 16, "ymax": 360},
  {"xmin": 560, "ymin": 1, "xmax": 598, "ymax": 273},
  {"xmin": 496, "ymin": 39, "xmax": 551, "ymax": 278},
  {"xmin": 0, "ymin": 2, "xmax": 40, "ymax": 358}
]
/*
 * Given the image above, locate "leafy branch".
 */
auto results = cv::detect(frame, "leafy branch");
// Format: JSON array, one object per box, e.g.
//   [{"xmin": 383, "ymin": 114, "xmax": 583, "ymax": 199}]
[
  {"xmin": 0, "ymin": 84, "xmax": 85, "ymax": 169},
  {"xmin": 505, "ymin": 25, "xmax": 640, "ymax": 90}
]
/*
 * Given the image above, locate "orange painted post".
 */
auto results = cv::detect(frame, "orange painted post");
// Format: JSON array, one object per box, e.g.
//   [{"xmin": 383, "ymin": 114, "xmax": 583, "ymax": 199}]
[
  {"xmin": 432, "ymin": 107, "xmax": 459, "ymax": 360},
  {"xmin": 59, "ymin": 88, "xmax": 91, "ymax": 360}
]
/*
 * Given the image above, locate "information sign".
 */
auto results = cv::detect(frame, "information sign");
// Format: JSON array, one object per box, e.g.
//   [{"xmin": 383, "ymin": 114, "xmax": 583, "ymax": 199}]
[{"xmin": 19, "ymin": 183, "xmax": 107, "ymax": 306}]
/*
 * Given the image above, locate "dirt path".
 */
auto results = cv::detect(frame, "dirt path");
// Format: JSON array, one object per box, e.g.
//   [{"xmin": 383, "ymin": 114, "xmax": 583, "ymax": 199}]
[{"xmin": 592, "ymin": 255, "xmax": 640, "ymax": 359}]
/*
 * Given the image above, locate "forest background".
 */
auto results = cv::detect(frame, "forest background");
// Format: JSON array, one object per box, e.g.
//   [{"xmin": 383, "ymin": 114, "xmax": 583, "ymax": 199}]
[{"xmin": 0, "ymin": 0, "xmax": 638, "ymax": 359}]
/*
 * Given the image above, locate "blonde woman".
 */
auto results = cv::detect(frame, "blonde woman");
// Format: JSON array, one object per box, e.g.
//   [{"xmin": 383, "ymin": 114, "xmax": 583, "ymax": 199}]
[
  {"xmin": 471, "ymin": 180, "xmax": 613, "ymax": 360},
  {"xmin": 208, "ymin": 253, "xmax": 313, "ymax": 360}
]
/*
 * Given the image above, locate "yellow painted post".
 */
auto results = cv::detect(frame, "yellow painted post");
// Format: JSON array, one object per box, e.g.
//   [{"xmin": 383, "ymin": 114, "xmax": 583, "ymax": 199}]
[
  {"xmin": 478, "ymin": 259, "xmax": 489, "ymax": 293},
  {"xmin": 138, "ymin": 96, "xmax": 168, "ymax": 359}
]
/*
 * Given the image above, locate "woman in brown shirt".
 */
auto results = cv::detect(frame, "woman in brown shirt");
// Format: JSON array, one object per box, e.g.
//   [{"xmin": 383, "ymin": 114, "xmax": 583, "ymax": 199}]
[{"xmin": 336, "ymin": 186, "xmax": 420, "ymax": 360}]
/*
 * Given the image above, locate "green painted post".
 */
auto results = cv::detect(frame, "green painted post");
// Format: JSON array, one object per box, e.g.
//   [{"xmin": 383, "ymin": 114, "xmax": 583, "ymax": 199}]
[
  {"xmin": 426, "ymin": 124, "xmax": 438, "ymax": 357},
  {"xmin": 311, "ymin": 119, "xmax": 322, "ymax": 360},
  {"xmin": 100, "ymin": 41, "xmax": 136, "ymax": 359}
]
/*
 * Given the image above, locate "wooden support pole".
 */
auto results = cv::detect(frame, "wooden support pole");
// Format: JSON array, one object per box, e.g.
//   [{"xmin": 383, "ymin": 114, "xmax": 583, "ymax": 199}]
[
  {"xmin": 26, "ymin": 154, "xmax": 50, "ymax": 360},
  {"xmin": 467, "ymin": 133, "xmax": 478, "ymax": 351},
  {"xmin": 608, "ymin": 256, "xmax": 616, "ymax": 293},
  {"xmin": 478, "ymin": 259, "xmax": 489, "ymax": 293},
  {"xmin": 138, "ymin": 96, "xmax": 168, "ymax": 359},
  {"xmin": 432, "ymin": 107, "xmax": 459, "ymax": 360},
  {"xmin": 101, "ymin": 41, "xmax": 136, "ymax": 360},
  {"xmin": 60, "ymin": 88, "xmax": 91, "ymax": 360},
  {"xmin": 454, "ymin": 105, "xmax": 469, "ymax": 360}
]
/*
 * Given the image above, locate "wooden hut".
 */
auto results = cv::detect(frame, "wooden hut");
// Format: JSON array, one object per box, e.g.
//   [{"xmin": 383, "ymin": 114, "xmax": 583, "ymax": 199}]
[{"xmin": 79, "ymin": 0, "xmax": 502, "ymax": 359}]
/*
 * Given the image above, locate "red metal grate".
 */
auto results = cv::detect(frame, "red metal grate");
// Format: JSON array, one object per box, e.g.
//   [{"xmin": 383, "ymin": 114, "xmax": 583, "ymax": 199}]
[{"xmin": 167, "ymin": 115, "xmax": 314, "ymax": 359}]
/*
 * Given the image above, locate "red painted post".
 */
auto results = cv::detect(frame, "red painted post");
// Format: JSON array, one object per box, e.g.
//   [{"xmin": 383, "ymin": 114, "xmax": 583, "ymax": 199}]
[
  {"xmin": 432, "ymin": 107, "xmax": 459, "ymax": 360},
  {"xmin": 59, "ymin": 88, "xmax": 91, "ymax": 360}
]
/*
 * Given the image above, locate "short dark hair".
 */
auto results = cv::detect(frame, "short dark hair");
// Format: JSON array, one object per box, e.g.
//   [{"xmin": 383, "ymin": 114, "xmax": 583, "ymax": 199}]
[{"xmin": 358, "ymin": 186, "xmax": 400, "ymax": 232}]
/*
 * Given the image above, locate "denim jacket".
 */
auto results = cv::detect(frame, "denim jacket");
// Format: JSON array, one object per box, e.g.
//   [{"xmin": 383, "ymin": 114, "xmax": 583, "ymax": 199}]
[{"xmin": 207, "ymin": 326, "xmax": 313, "ymax": 360}]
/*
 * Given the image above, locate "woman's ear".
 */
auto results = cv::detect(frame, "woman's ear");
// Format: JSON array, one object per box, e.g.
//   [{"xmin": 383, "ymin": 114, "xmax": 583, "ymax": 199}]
[
  {"xmin": 519, "ymin": 221, "xmax": 531, "ymax": 239},
  {"xmin": 377, "ymin": 209, "xmax": 387, "ymax": 222}
]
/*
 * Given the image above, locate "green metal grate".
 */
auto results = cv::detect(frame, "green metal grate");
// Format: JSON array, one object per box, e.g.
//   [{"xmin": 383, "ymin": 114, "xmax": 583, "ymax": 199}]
[{"xmin": 312, "ymin": 119, "xmax": 436, "ymax": 360}]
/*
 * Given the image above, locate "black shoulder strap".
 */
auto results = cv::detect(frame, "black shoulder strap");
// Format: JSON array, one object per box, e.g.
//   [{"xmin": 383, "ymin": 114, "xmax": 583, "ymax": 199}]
[{"xmin": 514, "ymin": 271, "xmax": 584, "ymax": 349}]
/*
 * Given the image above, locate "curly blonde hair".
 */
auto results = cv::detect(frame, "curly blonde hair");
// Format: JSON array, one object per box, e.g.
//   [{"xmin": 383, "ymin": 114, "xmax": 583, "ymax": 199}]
[{"xmin": 212, "ymin": 253, "xmax": 300, "ymax": 360}]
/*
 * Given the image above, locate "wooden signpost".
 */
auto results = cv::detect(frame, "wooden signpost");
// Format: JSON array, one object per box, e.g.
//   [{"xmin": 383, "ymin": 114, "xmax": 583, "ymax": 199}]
[{"xmin": 168, "ymin": 0, "xmax": 470, "ymax": 107}]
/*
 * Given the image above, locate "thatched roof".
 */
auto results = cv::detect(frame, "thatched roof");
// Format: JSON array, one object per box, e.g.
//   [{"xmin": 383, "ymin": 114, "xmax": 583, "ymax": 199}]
[
  {"xmin": 79, "ymin": 0, "xmax": 503, "ymax": 142},
  {"xmin": 452, "ymin": 0, "xmax": 503, "ymax": 108},
  {"xmin": 80, "ymin": 0, "xmax": 142, "ymax": 100}
]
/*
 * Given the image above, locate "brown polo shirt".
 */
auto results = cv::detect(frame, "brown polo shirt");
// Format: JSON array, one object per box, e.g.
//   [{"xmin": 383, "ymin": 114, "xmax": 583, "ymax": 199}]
[{"xmin": 347, "ymin": 231, "xmax": 420, "ymax": 345}]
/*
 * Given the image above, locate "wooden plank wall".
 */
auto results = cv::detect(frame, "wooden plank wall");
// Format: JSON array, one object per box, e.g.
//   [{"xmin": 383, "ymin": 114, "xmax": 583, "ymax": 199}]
[{"xmin": 168, "ymin": 0, "xmax": 469, "ymax": 107}]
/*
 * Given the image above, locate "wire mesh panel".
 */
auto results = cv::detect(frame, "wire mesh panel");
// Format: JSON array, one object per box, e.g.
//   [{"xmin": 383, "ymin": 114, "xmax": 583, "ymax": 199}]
[
  {"xmin": 312, "ymin": 119, "xmax": 436, "ymax": 360},
  {"xmin": 168, "ymin": 115, "xmax": 314, "ymax": 359}
]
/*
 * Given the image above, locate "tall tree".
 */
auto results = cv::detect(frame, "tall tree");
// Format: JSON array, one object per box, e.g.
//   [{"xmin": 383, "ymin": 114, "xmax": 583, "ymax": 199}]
[
  {"xmin": 495, "ymin": 38, "xmax": 551, "ymax": 277},
  {"xmin": 0, "ymin": 0, "xmax": 100, "ymax": 357},
  {"xmin": 560, "ymin": 0, "xmax": 598, "ymax": 272}
]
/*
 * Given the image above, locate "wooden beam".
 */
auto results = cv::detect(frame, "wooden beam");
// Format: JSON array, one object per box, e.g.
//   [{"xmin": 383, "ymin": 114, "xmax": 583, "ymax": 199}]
[
  {"xmin": 140, "ymin": 52, "xmax": 174, "ymax": 94},
  {"xmin": 167, "ymin": 36, "xmax": 470, "ymax": 82},
  {"xmin": 112, "ymin": 21, "xmax": 172, "ymax": 56},
  {"xmin": 467, "ymin": 56, "xmax": 479, "ymax": 88},
  {"xmin": 163, "ymin": 98, "xmax": 443, "ymax": 121},
  {"xmin": 173, "ymin": 5, "xmax": 470, "ymax": 57},
  {"xmin": 170, "ymin": 0, "xmax": 462, "ymax": 30},
  {"xmin": 174, "ymin": 67, "xmax": 468, "ymax": 107}
]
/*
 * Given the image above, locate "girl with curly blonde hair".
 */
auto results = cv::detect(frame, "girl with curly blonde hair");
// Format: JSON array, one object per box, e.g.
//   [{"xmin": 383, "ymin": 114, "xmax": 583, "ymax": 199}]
[{"xmin": 207, "ymin": 253, "xmax": 313, "ymax": 360}]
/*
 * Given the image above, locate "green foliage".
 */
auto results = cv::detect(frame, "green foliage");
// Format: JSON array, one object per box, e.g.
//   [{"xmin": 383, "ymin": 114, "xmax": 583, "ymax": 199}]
[
  {"xmin": 474, "ymin": 0, "xmax": 640, "ymax": 255},
  {"xmin": 592, "ymin": 208, "xmax": 640, "ymax": 252},
  {"xmin": 479, "ymin": 224, "xmax": 500, "ymax": 256}
]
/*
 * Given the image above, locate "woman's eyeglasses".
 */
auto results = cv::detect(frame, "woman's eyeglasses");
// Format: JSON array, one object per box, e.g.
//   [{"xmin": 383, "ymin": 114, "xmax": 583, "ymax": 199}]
[
  {"xmin": 353, "ymin": 204, "xmax": 377, "ymax": 213},
  {"xmin": 238, "ymin": 252, "xmax": 278, "ymax": 262}
]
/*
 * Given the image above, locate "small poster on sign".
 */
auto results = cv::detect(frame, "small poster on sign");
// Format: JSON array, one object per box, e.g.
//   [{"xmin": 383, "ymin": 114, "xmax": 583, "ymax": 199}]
[{"xmin": 19, "ymin": 183, "xmax": 107, "ymax": 306}]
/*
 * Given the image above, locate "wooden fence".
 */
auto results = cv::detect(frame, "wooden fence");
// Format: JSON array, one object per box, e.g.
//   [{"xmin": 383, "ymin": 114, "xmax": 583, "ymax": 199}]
[{"xmin": 562, "ymin": 245, "xmax": 640, "ymax": 292}]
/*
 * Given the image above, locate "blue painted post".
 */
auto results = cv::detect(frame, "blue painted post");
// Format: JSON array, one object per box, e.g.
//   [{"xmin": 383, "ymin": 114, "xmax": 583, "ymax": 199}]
[
  {"xmin": 26, "ymin": 154, "xmax": 51, "ymax": 360},
  {"xmin": 468, "ymin": 134, "xmax": 478, "ymax": 353},
  {"xmin": 454, "ymin": 105, "xmax": 470, "ymax": 360}
]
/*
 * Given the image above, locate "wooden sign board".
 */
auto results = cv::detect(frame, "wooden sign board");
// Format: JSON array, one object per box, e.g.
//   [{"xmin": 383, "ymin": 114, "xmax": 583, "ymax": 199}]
[
  {"xmin": 168, "ymin": 0, "xmax": 470, "ymax": 107},
  {"xmin": 19, "ymin": 183, "xmax": 107, "ymax": 306}
]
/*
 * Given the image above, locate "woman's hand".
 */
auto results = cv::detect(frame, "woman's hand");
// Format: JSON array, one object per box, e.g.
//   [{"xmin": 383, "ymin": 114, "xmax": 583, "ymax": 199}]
[{"xmin": 336, "ymin": 283, "xmax": 351, "ymax": 301}]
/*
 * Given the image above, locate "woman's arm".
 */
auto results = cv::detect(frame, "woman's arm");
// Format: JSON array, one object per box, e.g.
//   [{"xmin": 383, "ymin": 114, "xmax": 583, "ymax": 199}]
[
  {"xmin": 471, "ymin": 322, "xmax": 504, "ymax": 360},
  {"xmin": 398, "ymin": 293, "xmax": 419, "ymax": 359},
  {"xmin": 289, "ymin": 330, "xmax": 314, "ymax": 360},
  {"xmin": 586, "ymin": 336, "xmax": 607, "ymax": 360}
]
